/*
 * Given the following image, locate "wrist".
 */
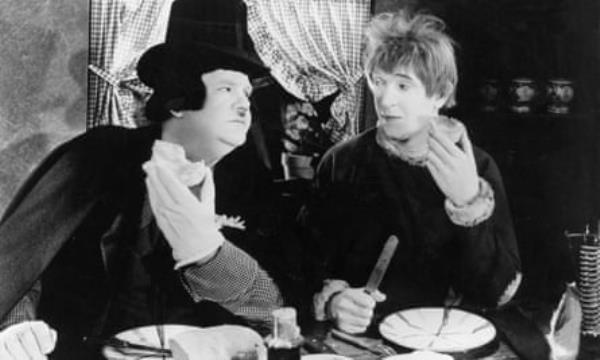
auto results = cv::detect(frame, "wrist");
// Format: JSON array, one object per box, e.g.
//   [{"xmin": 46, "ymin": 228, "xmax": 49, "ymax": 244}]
[
  {"xmin": 449, "ymin": 181, "xmax": 479, "ymax": 207},
  {"xmin": 172, "ymin": 230, "xmax": 225, "ymax": 269},
  {"xmin": 445, "ymin": 178, "xmax": 495, "ymax": 227},
  {"xmin": 175, "ymin": 246, "xmax": 221, "ymax": 269}
]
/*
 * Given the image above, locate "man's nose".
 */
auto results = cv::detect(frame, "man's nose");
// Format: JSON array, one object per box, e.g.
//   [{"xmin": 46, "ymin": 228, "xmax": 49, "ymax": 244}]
[
  {"xmin": 377, "ymin": 85, "xmax": 396, "ymax": 110},
  {"xmin": 235, "ymin": 94, "xmax": 251, "ymax": 116}
]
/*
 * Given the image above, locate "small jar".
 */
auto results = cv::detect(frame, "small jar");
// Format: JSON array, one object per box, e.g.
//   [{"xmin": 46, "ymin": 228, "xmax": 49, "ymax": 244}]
[
  {"xmin": 266, "ymin": 308, "xmax": 303, "ymax": 360},
  {"xmin": 546, "ymin": 78, "xmax": 574, "ymax": 114},
  {"xmin": 479, "ymin": 79, "xmax": 499, "ymax": 112},
  {"xmin": 508, "ymin": 78, "xmax": 537, "ymax": 113}
]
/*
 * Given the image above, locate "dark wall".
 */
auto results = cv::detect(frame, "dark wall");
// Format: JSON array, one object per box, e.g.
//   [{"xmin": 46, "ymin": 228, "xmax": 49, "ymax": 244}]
[{"xmin": 0, "ymin": 0, "xmax": 88, "ymax": 215}]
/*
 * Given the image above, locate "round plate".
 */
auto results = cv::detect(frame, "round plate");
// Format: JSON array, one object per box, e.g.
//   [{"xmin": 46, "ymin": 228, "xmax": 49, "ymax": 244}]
[
  {"xmin": 379, "ymin": 307, "xmax": 496, "ymax": 354},
  {"xmin": 103, "ymin": 324, "xmax": 201, "ymax": 360},
  {"xmin": 301, "ymin": 355, "xmax": 352, "ymax": 360},
  {"xmin": 382, "ymin": 351, "xmax": 453, "ymax": 360}
]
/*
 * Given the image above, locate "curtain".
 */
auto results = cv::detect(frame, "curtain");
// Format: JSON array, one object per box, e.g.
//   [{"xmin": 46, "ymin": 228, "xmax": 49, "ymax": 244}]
[
  {"xmin": 88, "ymin": 0, "xmax": 174, "ymax": 128},
  {"xmin": 243, "ymin": 0, "xmax": 371, "ymax": 142}
]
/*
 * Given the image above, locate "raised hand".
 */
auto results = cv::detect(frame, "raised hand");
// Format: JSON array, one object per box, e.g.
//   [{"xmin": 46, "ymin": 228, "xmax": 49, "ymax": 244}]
[
  {"xmin": 0, "ymin": 321, "xmax": 57, "ymax": 359},
  {"xmin": 426, "ymin": 121, "xmax": 479, "ymax": 206},
  {"xmin": 144, "ymin": 162, "xmax": 224, "ymax": 269}
]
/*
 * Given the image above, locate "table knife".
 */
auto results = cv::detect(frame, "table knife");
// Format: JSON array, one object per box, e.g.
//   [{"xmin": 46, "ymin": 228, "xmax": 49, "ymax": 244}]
[
  {"xmin": 84, "ymin": 336, "xmax": 173, "ymax": 356},
  {"xmin": 364, "ymin": 235, "xmax": 399, "ymax": 294}
]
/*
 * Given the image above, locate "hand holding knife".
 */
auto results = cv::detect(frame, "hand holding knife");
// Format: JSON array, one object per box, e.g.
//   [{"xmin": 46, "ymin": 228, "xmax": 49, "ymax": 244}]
[{"xmin": 327, "ymin": 235, "xmax": 399, "ymax": 334}]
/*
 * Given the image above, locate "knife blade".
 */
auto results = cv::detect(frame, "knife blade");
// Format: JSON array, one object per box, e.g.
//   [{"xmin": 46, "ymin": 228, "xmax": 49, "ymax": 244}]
[
  {"xmin": 83, "ymin": 336, "xmax": 173, "ymax": 356},
  {"xmin": 364, "ymin": 235, "xmax": 399, "ymax": 294}
]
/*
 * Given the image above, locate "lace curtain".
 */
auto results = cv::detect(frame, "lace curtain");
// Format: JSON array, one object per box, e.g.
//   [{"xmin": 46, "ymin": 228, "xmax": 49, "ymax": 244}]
[
  {"xmin": 87, "ymin": 0, "xmax": 174, "ymax": 128},
  {"xmin": 243, "ymin": 0, "xmax": 371, "ymax": 142}
]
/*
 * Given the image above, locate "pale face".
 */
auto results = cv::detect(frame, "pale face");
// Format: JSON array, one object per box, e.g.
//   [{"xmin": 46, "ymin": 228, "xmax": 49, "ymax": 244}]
[
  {"xmin": 370, "ymin": 66, "xmax": 446, "ymax": 143},
  {"xmin": 184, "ymin": 69, "xmax": 253, "ymax": 154}
]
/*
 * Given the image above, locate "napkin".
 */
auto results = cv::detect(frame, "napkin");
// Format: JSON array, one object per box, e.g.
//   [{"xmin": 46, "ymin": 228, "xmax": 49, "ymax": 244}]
[
  {"xmin": 545, "ymin": 283, "xmax": 581, "ymax": 360},
  {"xmin": 382, "ymin": 350, "xmax": 452, "ymax": 360},
  {"xmin": 169, "ymin": 325, "xmax": 267, "ymax": 360}
]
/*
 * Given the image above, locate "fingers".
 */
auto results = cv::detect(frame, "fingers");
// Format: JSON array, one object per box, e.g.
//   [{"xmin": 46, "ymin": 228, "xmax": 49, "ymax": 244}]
[
  {"xmin": 18, "ymin": 329, "xmax": 46, "ymax": 360},
  {"xmin": 0, "ymin": 345, "xmax": 12, "ymax": 359},
  {"xmin": 145, "ymin": 164, "xmax": 176, "ymax": 211},
  {"xmin": 369, "ymin": 289, "xmax": 387, "ymax": 303},
  {"xmin": 338, "ymin": 322, "xmax": 368, "ymax": 334},
  {"xmin": 331, "ymin": 289, "xmax": 377, "ymax": 333},
  {"xmin": 145, "ymin": 162, "xmax": 212, "ymax": 213},
  {"xmin": 457, "ymin": 128, "xmax": 474, "ymax": 158},
  {"xmin": 429, "ymin": 121, "xmax": 462, "ymax": 157},
  {"xmin": 0, "ymin": 321, "xmax": 56, "ymax": 360},
  {"xmin": 425, "ymin": 144, "xmax": 445, "ymax": 173},
  {"xmin": 29, "ymin": 322, "xmax": 56, "ymax": 354},
  {"xmin": 154, "ymin": 164, "xmax": 197, "ymax": 207}
]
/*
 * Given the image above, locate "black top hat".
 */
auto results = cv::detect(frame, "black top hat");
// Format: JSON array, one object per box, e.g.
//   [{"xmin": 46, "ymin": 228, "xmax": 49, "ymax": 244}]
[
  {"xmin": 137, "ymin": 41, "xmax": 268, "ymax": 90},
  {"xmin": 136, "ymin": 0, "xmax": 268, "ymax": 92}
]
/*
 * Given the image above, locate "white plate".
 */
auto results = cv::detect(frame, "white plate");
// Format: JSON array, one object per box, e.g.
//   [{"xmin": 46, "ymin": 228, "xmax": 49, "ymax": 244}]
[
  {"xmin": 382, "ymin": 351, "xmax": 453, "ymax": 360},
  {"xmin": 379, "ymin": 307, "xmax": 496, "ymax": 353},
  {"xmin": 102, "ymin": 324, "xmax": 201, "ymax": 360},
  {"xmin": 301, "ymin": 355, "xmax": 352, "ymax": 360}
]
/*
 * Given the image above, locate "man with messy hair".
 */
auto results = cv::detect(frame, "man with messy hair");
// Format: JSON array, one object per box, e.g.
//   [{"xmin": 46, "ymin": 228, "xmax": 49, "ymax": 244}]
[{"xmin": 305, "ymin": 10, "xmax": 522, "ymax": 334}]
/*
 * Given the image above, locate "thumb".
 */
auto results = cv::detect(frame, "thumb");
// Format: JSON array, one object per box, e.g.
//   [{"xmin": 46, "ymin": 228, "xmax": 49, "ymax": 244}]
[{"xmin": 370, "ymin": 290, "xmax": 387, "ymax": 303}]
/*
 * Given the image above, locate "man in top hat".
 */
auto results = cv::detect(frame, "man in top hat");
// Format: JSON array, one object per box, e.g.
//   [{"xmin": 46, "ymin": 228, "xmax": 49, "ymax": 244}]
[{"xmin": 0, "ymin": 4, "xmax": 288, "ymax": 359}]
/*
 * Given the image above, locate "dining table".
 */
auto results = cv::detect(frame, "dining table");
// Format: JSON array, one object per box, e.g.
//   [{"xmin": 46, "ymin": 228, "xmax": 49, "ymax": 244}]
[
  {"xmin": 302, "ymin": 322, "xmax": 518, "ymax": 360},
  {"xmin": 300, "ymin": 304, "xmax": 600, "ymax": 360}
]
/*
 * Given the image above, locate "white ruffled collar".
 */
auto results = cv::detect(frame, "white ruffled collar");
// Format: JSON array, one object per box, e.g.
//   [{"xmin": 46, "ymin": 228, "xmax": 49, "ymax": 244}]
[{"xmin": 148, "ymin": 140, "xmax": 207, "ymax": 186}]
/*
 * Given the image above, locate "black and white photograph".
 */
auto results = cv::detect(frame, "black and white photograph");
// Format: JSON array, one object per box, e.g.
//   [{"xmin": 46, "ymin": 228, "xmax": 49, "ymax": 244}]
[{"xmin": 0, "ymin": 0, "xmax": 597, "ymax": 359}]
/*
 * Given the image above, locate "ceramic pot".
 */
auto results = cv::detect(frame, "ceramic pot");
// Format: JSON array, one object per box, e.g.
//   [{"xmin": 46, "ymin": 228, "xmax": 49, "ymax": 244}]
[
  {"xmin": 546, "ymin": 78, "xmax": 574, "ymax": 114},
  {"xmin": 479, "ymin": 79, "xmax": 499, "ymax": 112},
  {"xmin": 281, "ymin": 153, "xmax": 314, "ymax": 180},
  {"xmin": 509, "ymin": 78, "xmax": 537, "ymax": 113}
]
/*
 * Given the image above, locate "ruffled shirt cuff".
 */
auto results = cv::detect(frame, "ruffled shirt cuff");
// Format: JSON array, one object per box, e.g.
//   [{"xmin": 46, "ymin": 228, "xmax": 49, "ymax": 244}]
[
  {"xmin": 313, "ymin": 279, "xmax": 349, "ymax": 321},
  {"xmin": 444, "ymin": 178, "xmax": 495, "ymax": 227},
  {"xmin": 498, "ymin": 272, "xmax": 522, "ymax": 306}
]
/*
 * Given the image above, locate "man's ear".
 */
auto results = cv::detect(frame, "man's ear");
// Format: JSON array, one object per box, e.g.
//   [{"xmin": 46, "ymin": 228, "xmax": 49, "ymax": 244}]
[
  {"xmin": 432, "ymin": 83, "xmax": 453, "ymax": 110},
  {"xmin": 431, "ymin": 94, "xmax": 449, "ymax": 112},
  {"xmin": 169, "ymin": 109, "xmax": 184, "ymax": 118}
]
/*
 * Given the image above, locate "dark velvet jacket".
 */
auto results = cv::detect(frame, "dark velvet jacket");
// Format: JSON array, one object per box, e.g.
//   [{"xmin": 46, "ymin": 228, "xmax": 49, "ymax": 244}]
[
  {"xmin": 0, "ymin": 125, "xmax": 295, "ymax": 357},
  {"xmin": 305, "ymin": 128, "xmax": 521, "ymax": 320}
]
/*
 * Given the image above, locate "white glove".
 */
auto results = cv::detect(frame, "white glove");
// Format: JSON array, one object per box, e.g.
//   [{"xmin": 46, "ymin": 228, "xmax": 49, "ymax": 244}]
[
  {"xmin": 144, "ymin": 162, "xmax": 225, "ymax": 269},
  {"xmin": 0, "ymin": 321, "xmax": 57, "ymax": 359}
]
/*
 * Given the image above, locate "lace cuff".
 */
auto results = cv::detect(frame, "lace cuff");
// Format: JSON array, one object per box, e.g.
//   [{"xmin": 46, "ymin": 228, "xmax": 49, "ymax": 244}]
[
  {"xmin": 313, "ymin": 279, "xmax": 349, "ymax": 321},
  {"xmin": 445, "ymin": 178, "xmax": 495, "ymax": 227}
]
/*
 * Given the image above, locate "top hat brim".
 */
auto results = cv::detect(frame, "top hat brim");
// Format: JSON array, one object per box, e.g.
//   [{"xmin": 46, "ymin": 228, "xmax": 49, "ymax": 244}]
[{"xmin": 137, "ymin": 40, "xmax": 269, "ymax": 89}]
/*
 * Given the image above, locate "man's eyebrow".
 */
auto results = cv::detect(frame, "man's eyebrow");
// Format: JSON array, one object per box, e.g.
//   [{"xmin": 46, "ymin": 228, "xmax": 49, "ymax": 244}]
[
  {"xmin": 392, "ymin": 73, "xmax": 414, "ymax": 81},
  {"xmin": 215, "ymin": 79, "xmax": 253, "ymax": 91},
  {"xmin": 371, "ymin": 71, "xmax": 414, "ymax": 82}
]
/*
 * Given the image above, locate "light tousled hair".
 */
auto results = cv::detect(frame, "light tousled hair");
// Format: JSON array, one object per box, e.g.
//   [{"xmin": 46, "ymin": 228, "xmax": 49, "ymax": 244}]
[{"xmin": 364, "ymin": 10, "xmax": 458, "ymax": 108}]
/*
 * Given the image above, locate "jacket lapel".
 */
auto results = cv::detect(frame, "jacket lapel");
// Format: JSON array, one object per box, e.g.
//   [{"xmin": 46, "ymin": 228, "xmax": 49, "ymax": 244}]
[{"xmin": 99, "ymin": 125, "xmax": 160, "ymax": 277}]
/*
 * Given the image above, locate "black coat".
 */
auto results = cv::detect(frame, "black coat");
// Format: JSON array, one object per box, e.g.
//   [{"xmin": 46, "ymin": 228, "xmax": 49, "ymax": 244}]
[
  {"xmin": 305, "ymin": 128, "xmax": 521, "ymax": 320},
  {"xmin": 0, "ymin": 125, "xmax": 299, "ymax": 357}
]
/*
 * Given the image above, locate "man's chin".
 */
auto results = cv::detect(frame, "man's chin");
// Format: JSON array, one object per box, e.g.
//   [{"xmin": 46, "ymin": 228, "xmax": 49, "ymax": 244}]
[
  {"xmin": 377, "ymin": 127, "xmax": 412, "ymax": 143},
  {"xmin": 219, "ymin": 136, "xmax": 247, "ymax": 150}
]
